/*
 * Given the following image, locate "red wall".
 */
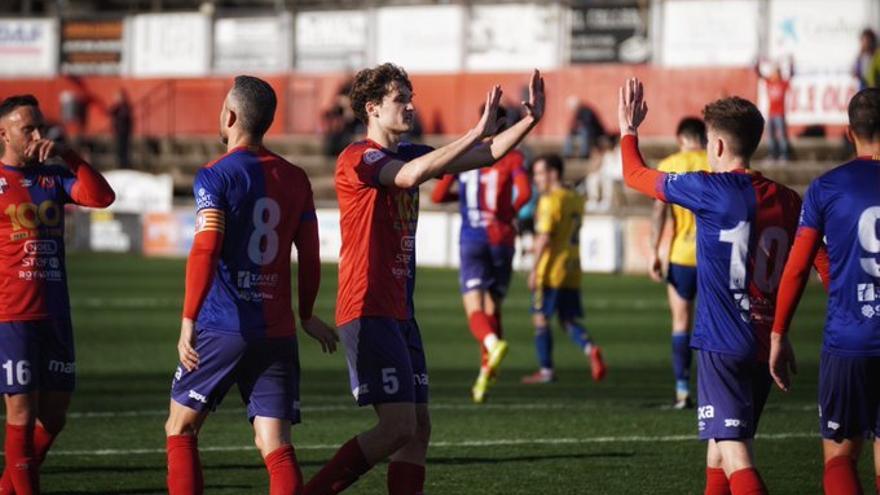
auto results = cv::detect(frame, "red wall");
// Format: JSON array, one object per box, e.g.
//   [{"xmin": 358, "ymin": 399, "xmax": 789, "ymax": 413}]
[{"xmin": 0, "ymin": 67, "xmax": 762, "ymax": 139}]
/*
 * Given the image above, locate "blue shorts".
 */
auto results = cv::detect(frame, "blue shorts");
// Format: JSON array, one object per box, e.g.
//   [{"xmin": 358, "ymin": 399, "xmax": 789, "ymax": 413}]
[
  {"xmin": 170, "ymin": 329, "xmax": 301, "ymax": 423},
  {"xmin": 459, "ymin": 241, "xmax": 515, "ymax": 297},
  {"xmin": 667, "ymin": 263, "xmax": 697, "ymax": 301},
  {"xmin": 531, "ymin": 288, "xmax": 584, "ymax": 320},
  {"xmin": 339, "ymin": 317, "xmax": 429, "ymax": 407},
  {"xmin": 0, "ymin": 320, "xmax": 76, "ymax": 394},
  {"xmin": 696, "ymin": 350, "xmax": 772, "ymax": 441},
  {"xmin": 818, "ymin": 351, "xmax": 880, "ymax": 441}
]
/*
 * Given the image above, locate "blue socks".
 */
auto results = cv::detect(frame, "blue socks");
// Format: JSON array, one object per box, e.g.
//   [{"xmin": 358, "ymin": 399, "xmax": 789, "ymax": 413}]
[
  {"xmin": 564, "ymin": 321, "xmax": 592, "ymax": 352},
  {"xmin": 535, "ymin": 325, "xmax": 553, "ymax": 369},
  {"xmin": 671, "ymin": 332, "xmax": 691, "ymax": 394}
]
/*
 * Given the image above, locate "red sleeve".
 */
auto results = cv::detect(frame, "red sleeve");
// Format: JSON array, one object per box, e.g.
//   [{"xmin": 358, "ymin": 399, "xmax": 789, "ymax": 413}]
[
  {"xmin": 813, "ymin": 244, "xmax": 831, "ymax": 292},
  {"xmin": 295, "ymin": 208, "xmax": 320, "ymax": 321},
  {"xmin": 62, "ymin": 150, "xmax": 116, "ymax": 207},
  {"xmin": 620, "ymin": 135, "xmax": 667, "ymax": 201},
  {"xmin": 512, "ymin": 166, "xmax": 532, "ymax": 212},
  {"xmin": 773, "ymin": 226, "xmax": 822, "ymax": 334},
  {"xmin": 431, "ymin": 174, "xmax": 457, "ymax": 203},
  {"xmin": 182, "ymin": 229, "xmax": 224, "ymax": 320}
]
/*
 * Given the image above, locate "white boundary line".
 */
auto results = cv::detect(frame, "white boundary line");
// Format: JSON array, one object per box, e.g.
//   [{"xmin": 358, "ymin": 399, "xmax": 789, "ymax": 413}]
[{"xmin": 43, "ymin": 432, "xmax": 818, "ymax": 457}]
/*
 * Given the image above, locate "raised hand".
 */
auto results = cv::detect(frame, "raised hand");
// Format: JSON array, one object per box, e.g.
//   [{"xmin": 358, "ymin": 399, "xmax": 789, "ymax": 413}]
[
  {"xmin": 302, "ymin": 316, "xmax": 339, "ymax": 354},
  {"xmin": 522, "ymin": 69, "xmax": 545, "ymax": 122},
  {"xmin": 618, "ymin": 77, "xmax": 648, "ymax": 136},
  {"xmin": 473, "ymin": 85, "xmax": 503, "ymax": 139},
  {"xmin": 24, "ymin": 139, "xmax": 66, "ymax": 164}
]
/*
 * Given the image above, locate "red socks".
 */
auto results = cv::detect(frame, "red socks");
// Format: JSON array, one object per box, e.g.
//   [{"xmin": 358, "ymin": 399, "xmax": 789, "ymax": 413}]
[
  {"xmin": 468, "ymin": 312, "xmax": 495, "ymax": 344},
  {"xmin": 4, "ymin": 424, "xmax": 36, "ymax": 495},
  {"xmin": 387, "ymin": 461, "xmax": 425, "ymax": 495},
  {"xmin": 823, "ymin": 455, "xmax": 862, "ymax": 495},
  {"xmin": 304, "ymin": 437, "xmax": 371, "ymax": 495},
  {"xmin": 166, "ymin": 434, "xmax": 203, "ymax": 495},
  {"xmin": 705, "ymin": 467, "xmax": 731, "ymax": 495},
  {"xmin": 729, "ymin": 468, "xmax": 767, "ymax": 495},
  {"xmin": 1, "ymin": 424, "xmax": 55, "ymax": 494},
  {"xmin": 265, "ymin": 445, "xmax": 303, "ymax": 495}
]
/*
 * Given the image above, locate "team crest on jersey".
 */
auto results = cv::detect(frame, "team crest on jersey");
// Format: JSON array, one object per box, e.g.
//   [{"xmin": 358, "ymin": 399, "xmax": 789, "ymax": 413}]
[
  {"xmin": 363, "ymin": 149, "xmax": 386, "ymax": 165},
  {"xmin": 0, "ymin": 178, "xmax": 6, "ymax": 194},
  {"xmin": 196, "ymin": 187, "xmax": 220, "ymax": 209}
]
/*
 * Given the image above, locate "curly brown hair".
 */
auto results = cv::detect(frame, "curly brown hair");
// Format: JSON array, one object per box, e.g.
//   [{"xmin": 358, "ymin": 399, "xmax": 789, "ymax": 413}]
[
  {"xmin": 349, "ymin": 63, "xmax": 412, "ymax": 124},
  {"xmin": 702, "ymin": 97, "xmax": 764, "ymax": 159}
]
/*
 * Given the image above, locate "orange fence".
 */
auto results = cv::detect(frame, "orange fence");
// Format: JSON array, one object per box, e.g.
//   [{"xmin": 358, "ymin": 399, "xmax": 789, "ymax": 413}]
[{"xmin": 1, "ymin": 66, "xmax": 766, "ymax": 138}]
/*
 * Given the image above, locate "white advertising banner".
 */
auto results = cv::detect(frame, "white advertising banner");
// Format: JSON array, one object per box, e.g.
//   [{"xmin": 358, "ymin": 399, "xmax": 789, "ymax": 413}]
[
  {"xmin": 416, "ymin": 212, "xmax": 451, "ymax": 267},
  {"xmin": 580, "ymin": 216, "xmax": 620, "ymax": 273},
  {"xmin": 376, "ymin": 5, "xmax": 464, "ymax": 73},
  {"xmin": 103, "ymin": 170, "xmax": 173, "ymax": 214},
  {"xmin": 214, "ymin": 14, "xmax": 292, "ymax": 73},
  {"xmin": 465, "ymin": 3, "xmax": 561, "ymax": 71},
  {"xmin": 759, "ymin": 73, "xmax": 859, "ymax": 126},
  {"xmin": 128, "ymin": 13, "xmax": 211, "ymax": 77},
  {"xmin": 0, "ymin": 18, "xmax": 58, "ymax": 77},
  {"xmin": 768, "ymin": 0, "xmax": 870, "ymax": 73},
  {"xmin": 660, "ymin": 0, "xmax": 759, "ymax": 67},
  {"xmin": 295, "ymin": 10, "xmax": 367, "ymax": 72}
]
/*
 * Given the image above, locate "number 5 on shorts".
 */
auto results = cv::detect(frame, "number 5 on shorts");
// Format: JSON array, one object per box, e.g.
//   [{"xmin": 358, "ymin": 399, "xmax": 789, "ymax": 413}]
[{"xmin": 382, "ymin": 367, "xmax": 399, "ymax": 394}]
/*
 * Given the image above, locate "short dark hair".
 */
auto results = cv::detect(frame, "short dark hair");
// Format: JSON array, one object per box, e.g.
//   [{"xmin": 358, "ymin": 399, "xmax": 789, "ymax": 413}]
[
  {"xmin": 535, "ymin": 153, "xmax": 564, "ymax": 177},
  {"xmin": 350, "ymin": 63, "xmax": 412, "ymax": 124},
  {"xmin": 862, "ymin": 28, "xmax": 877, "ymax": 45},
  {"xmin": 676, "ymin": 117, "xmax": 706, "ymax": 144},
  {"xmin": 702, "ymin": 97, "xmax": 764, "ymax": 159},
  {"xmin": 0, "ymin": 95, "xmax": 39, "ymax": 120},
  {"xmin": 231, "ymin": 76, "xmax": 277, "ymax": 137},
  {"xmin": 849, "ymin": 88, "xmax": 880, "ymax": 141}
]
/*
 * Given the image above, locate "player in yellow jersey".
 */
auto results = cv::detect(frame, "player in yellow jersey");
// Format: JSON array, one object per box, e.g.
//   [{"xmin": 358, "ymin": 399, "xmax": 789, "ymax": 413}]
[
  {"xmin": 523, "ymin": 154, "xmax": 607, "ymax": 384},
  {"xmin": 648, "ymin": 117, "xmax": 710, "ymax": 408}
]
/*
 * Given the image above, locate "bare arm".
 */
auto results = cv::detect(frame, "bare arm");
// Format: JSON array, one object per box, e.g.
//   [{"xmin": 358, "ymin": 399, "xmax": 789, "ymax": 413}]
[
  {"xmin": 528, "ymin": 233, "xmax": 551, "ymax": 291},
  {"xmin": 379, "ymin": 86, "xmax": 503, "ymax": 189},
  {"xmin": 648, "ymin": 199, "xmax": 668, "ymax": 282}
]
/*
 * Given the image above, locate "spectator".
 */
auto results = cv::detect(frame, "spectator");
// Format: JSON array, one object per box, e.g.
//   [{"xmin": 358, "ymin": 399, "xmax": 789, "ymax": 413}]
[
  {"xmin": 109, "ymin": 89, "xmax": 133, "ymax": 169},
  {"xmin": 854, "ymin": 28, "xmax": 880, "ymax": 89},
  {"xmin": 563, "ymin": 96, "xmax": 605, "ymax": 159},
  {"xmin": 582, "ymin": 134, "xmax": 622, "ymax": 213},
  {"xmin": 757, "ymin": 58, "xmax": 793, "ymax": 162},
  {"xmin": 321, "ymin": 76, "xmax": 363, "ymax": 157}
]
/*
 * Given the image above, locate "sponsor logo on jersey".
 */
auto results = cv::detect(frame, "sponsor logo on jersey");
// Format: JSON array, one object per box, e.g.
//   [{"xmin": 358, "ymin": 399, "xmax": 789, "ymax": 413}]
[
  {"xmin": 827, "ymin": 420, "xmax": 840, "ymax": 431},
  {"xmin": 724, "ymin": 418, "xmax": 747, "ymax": 428},
  {"xmin": 0, "ymin": 178, "xmax": 7, "ymax": 194},
  {"xmin": 363, "ymin": 149, "xmax": 386, "ymax": 165},
  {"xmin": 862, "ymin": 304, "xmax": 876, "ymax": 318},
  {"xmin": 47, "ymin": 360, "xmax": 75, "ymax": 374},
  {"xmin": 858, "ymin": 283, "xmax": 877, "ymax": 302},
  {"xmin": 23, "ymin": 240, "xmax": 58, "ymax": 255},
  {"xmin": 196, "ymin": 187, "xmax": 220, "ymax": 210},
  {"xmin": 413, "ymin": 373, "xmax": 429, "ymax": 386},
  {"xmin": 697, "ymin": 405, "xmax": 715, "ymax": 420},
  {"xmin": 174, "ymin": 366, "xmax": 183, "ymax": 381},
  {"xmin": 401, "ymin": 235, "xmax": 415, "ymax": 252}
]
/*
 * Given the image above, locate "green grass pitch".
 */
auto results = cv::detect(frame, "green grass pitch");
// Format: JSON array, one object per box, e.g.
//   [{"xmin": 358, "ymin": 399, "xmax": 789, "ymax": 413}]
[{"xmin": 32, "ymin": 253, "xmax": 863, "ymax": 493}]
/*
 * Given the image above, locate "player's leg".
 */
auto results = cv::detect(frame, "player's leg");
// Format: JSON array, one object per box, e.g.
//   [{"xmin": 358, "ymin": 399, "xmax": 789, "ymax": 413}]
[
  {"xmin": 818, "ymin": 351, "xmax": 870, "ymax": 495},
  {"xmin": 0, "ymin": 322, "xmax": 42, "ymax": 494},
  {"xmin": 697, "ymin": 351, "xmax": 766, "ymax": 495},
  {"xmin": 522, "ymin": 289, "xmax": 555, "ymax": 384},
  {"xmin": 460, "ymin": 241, "xmax": 507, "ymax": 371},
  {"xmin": 165, "ymin": 331, "xmax": 245, "ymax": 495},
  {"xmin": 768, "ymin": 117, "xmax": 781, "ymax": 161},
  {"xmin": 873, "ymin": 439, "xmax": 880, "ymax": 494},
  {"xmin": 306, "ymin": 318, "xmax": 419, "ymax": 494},
  {"xmin": 559, "ymin": 289, "xmax": 605, "ymax": 382},
  {"xmin": 705, "ymin": 440, "xmax": 730, "ymax": 495},
  {"xmin": 667, "ymin": 265, "xmax": 696, "ymax": 408},
  {"xmin": 241, "ymin": 336, "xmax": 305, "ymax": 494},
  {"xmin": 778, "ymin": 117, "xmax": 791, "ymax": 161}
]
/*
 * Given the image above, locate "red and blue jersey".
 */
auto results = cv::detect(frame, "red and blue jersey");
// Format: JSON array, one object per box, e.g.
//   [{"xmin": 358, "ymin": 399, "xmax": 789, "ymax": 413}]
[
  {"xmin": 798, "ymin": 158, "xmax": 880, "ymax": 356},
  {"xmin": 335, "ymin": 139, "xmax": 434, "ymax": 326},
  {"xmin": 184, "ymin": 146, "xmax": 319, "ymax": 339},
  {"xmin": 0, "ymin": 152, "xmax": 115, "ymax": 322},
  {"xmin": 431, "ymin": 150, "xmax": 531, "ymax": 246}
]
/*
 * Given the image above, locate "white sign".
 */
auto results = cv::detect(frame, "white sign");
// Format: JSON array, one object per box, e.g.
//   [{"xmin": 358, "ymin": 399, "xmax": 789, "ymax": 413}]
[
  {"xmin": 465, "ymin": 4, "xmax": 561, "ymax": 71},
  {"xmin": 768, "ymin": 0, "xmax": 871, "ymax": 73},
  {"xmin": 127, "ymin": 13, "xmax": 211, "ymax": 77},
  {"xmin": 376, "ymin": 5, "xmax": 465, "ymax": 73},
  {"xmin": 214, "ymin": 15, "xmax": 292, "ymax": 73},
  {"xmin": 416, "ymin": 212, "xmax": 451, "ymax": 267},
  {"xmin": 758, "ymin": 73, "xmax": 859, "ymax": 125},
  {"xmin": 0, "ymin": 18, "xmax": 58, "ymax": 77},
  {"xmin": 295, "ymin": 10, "xmax": 367, "ymax": 72},
  {"xmin": 103, "ymin": 170, "xmax": 173, "ymax": 214},
  {"xmin": 660, "ymin": 0, "xmax": 759, "ymax": 67},
  {"xmin": 580, "ymin": 216, "xmax": 620, "ymax": 273}
]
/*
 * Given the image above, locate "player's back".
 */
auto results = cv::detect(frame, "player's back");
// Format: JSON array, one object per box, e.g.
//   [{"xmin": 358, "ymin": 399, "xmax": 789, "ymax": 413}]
[
  {"xmin": 536, "ymin": 187, "xmax": 583, "ymax": 289},
  {"xmin": 657, "ymin": 150, "xmax": 710, "ymax": 267},
  {"xmin": 195, "ymin": 146, "xmax": 315, "ymax": 339},
  {"xmin": 457, "ymin": 149, "xmax": 525, "ymax": 245},
  {"xmin": 802, "ymin": 158, "xmax": 880, "ymax": 355}
]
